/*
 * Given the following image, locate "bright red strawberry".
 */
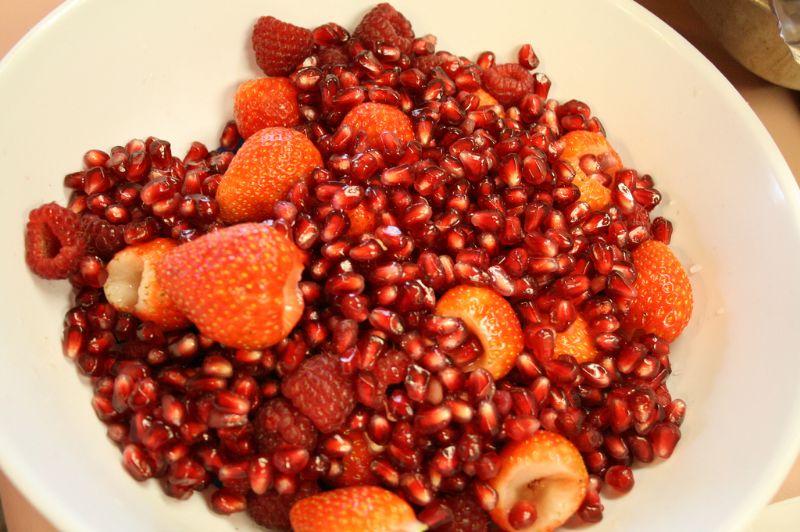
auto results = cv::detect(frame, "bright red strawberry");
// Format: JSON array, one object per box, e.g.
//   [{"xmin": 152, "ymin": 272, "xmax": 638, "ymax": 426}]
[
  {"xmin": 352, "ymin": 3, "xmax": 415, "ymax": 54},
  {"xmin": 554, "ymin": 315, "xmax": 598, "ymax": 364},
  {"xmin": 248, "ymin": 480, "xmax": 320, "ymax": 530},
  {"xmin": 345, "ymin": 203, "xmax": 376, "ymax": 238},
  {"xmin": 104, "ymin": 238, "xmax": 188, "ymax": 330},
  {"xmin": 489, "ymin": 431, "xmax": 588, "ymax": 532},
  {"xmin": 158, "ymin": 223, "xmax": 304, "ymax": 348},
  {"xmin": 289, "ymin": 486, "xmax": 425, "ymax": 532},
  {"xmin": 216, "ymin": 127, "xmax": 322, "ymax": 223},
  {"xmin": 559, "ymin": 131, "xmax": 623, "ymax": 212},
  {"xmin": 234, "ymin": 77, "xmax": 301, "ymax": 139},
  {"xmin": 435, "ymin": 285, "xmax": 523, "ymax": 380},
  {"xmin": 339, "ymin": 102, "xmax": 414, "ymax": 151},
  {"xmin": 624, "ymin": 240, "xmax": 693, "ymax": 342},
  {"xmin": 25, "ymin": 202, "xmax": 86, "ymax": 279},
  {"xmin": 252, "ymin": 16, "xmax": 313, "ymax": 76},
  {"xmin": 281, "ymin": 354, "xmax": 355, "ymax": 434}
]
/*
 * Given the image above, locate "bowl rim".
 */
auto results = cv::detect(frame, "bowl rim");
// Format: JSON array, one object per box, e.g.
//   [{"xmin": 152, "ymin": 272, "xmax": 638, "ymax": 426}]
[{"xmin": 1, "ymin": 0, "xmax": 799, "ymax": 531}]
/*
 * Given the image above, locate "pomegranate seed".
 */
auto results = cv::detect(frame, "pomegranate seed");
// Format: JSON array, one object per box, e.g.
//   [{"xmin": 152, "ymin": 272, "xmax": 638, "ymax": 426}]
[
  {"xmin": 605, "ymin": 465, "xmax": 635, "ymax": 493},
  {"xmin": 122, "ymin": 444, "xmax": 154, "ymax": 481},
  {"xmin": 210, "ymin": 489, "xmax": 246, "ymax": 514},
  {"xmin": 474, "ymin": 481, "xmax": 498, "ymax": 511},
  {"xmin": 650, "ymin": 422, "xmax": 681, "ymax": 458},
  {"xmin": 508, "ymin": 500, "xmax": 538, "ymax": 529}
]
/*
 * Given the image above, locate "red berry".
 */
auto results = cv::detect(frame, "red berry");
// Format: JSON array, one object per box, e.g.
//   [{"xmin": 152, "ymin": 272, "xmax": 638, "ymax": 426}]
[
  {"xmin": 439, "ymin": 491, "xmax": 492, "ymax": 532},
  {"xmin": 282, "ymin": 355, "xmax": 355, "ymax": 433},
  {"xmin": 25, "ymin": 202, "xmax": 86, "ymax": 279},
  {"xmin": 81, "ymin": 215, "xmax": 125, "ymax": 260},
  {"xmin": 318, "ymin": 45, "xmax": 350, "ymax": 67},
  {"xmin": 247, "ymin": 480, "xmax": 320, "ymax": 530},
  {"xmin": 353, "ymin": 3, "xmax": 415, "ymax": 54},
  {"xmin": 373, "ymin": 349, "xmax": 411, "ymax": 392},
  {"xmin": 252, "ymin": 16, "xmax": 314, "ymax": 76},
  {"xmin": 254, "ymin": 398, "xmax": 318, "ymax": 454},
  {"xmin": 482, "ymin": 63, "xmax": 535, "ymax": 106}
]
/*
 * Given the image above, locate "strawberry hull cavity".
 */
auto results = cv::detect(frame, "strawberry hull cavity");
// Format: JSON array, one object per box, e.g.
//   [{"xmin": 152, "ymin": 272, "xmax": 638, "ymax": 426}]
[{"xmin": 23, "ymin": 2, "xmax": 694, "ymax": 530}]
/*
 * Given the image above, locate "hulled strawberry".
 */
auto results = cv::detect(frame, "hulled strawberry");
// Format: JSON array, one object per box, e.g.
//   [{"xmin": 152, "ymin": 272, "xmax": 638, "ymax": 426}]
[
  {"xmin": 158, "ymin": 223, "xmax": 304, "ymax": 349},
  {"xmin": 103, "ymin": 238, "xmax": 188, "ymax": 330},
  {"xmin": 289, "ymin": 486, "xmax": 425, "ymax": 532},
  {"xmin": 216, "ymin": 126, "xmax": 322, "ymax": 223},
  {"xmin": 489, "ymin": 431, "xmax": 588, "ymax": 532},
  {"xmin": 435, "ymin": 285, "xmax": 524, "ymax": 380}
]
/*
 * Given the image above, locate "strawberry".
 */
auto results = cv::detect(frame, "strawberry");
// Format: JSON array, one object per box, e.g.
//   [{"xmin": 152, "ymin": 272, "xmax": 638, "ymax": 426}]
[
  {"xmin": 234, "ymin": 77, "xmax": 301, "ymax": 139},
  {"xmin": 158, "ymin": 223, "xmax": 304, "ymax": 349},
  {"xmin": 559, "ymin": 130, "xmax": 623, "ymax": 212},
  {"xmin": 252, "ymin": 16, "xmax": 313, "ymax": 76},
  {"xmin": 553, "ymin": 315, "xmax": 598, "ymax": 364},
  {"xmin": 289, "ymin": 486, "xmax": 425, "ymax": 532},
  {"xmin": 624, "ymin": 240, "xmax": 693, "ymax": 342},
  {"xmin": 104, "ymin": 238, "xmax": 188, "ymax": 330},
  {"xmin": 475, "ymin": 88, "xmax": 500, "ymax": 109},
  {"xmin": 488, "ymin": 431, "xmax": 588, "ymax": 532},
  {"xmin": 216, "ymin": 127, "xmax": 322, "ymax": 223},
  {"xmin": 345, "ymin": 203, "xmax": 376, "ymax": 238},
  {"xmin": 435, "ymin": 285, "xmax": 523, "ymax": 380},
  {"xmin": 339, "ymin": 102, "xmax": 414, "ymax": 151}
]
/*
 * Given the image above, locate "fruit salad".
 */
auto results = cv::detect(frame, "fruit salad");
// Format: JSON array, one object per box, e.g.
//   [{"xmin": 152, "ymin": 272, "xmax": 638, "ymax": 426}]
[{"xmin": 23, "ymin": 3, "xmax": 693, "ymax": 531}]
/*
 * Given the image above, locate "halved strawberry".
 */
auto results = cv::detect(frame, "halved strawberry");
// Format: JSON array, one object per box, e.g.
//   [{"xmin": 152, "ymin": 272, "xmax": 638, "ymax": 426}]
[
  {"xmin": 216, "ymin": 127, "xmax": 322, "ymax": 223},
  {"xmin": 435, "ymin": 285, "xmax": 523, "ymax": 380},
  {"xmin": 553, "ymin": 315, "xmax": 598, "ymax": 364},
  {"xmin": 158, "ymin": 223, "xmax": 304, "ymax": 349},
  {"xmin": 489, "ymin": 431, "xmax": 588, "ymax": 532},
  {"xmin": 103, "ymin": 238, "xmax": 188, "ymax": 330},
  {"xmin": 559, "ymin": 131, "xmax": 623, "ymax": 212},
  {"xmin": 339, "ymin": 102, "xmax": 414, "ymax": 151},
  {"xmin": 234, "ymin": 77, "xmax": 301, "ymax": 139},
  {"xmin": 624, "ymin": 239, "xmax": 693, "ymax": 342},
  {"xmin": 289, "ymin": 486, "xmax": 425, "ymax": 532}
]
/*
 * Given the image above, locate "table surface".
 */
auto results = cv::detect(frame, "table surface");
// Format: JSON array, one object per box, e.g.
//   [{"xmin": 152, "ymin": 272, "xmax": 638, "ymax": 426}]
[{"xmin": 1, "ymin": 0, "xmax": 798, "ymax": 530}]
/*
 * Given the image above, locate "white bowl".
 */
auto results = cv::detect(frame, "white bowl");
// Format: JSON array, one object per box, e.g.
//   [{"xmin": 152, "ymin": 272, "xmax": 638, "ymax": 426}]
[{"xmin": 1, "ymin": 0, "xmax": 799, "ymax": 530}]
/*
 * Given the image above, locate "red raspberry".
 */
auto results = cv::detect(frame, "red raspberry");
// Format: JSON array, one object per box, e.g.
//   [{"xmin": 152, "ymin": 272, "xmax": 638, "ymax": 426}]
[
  {"xmin": 317, "ymin": 45, "xmax": 350, "ymax": 67},
  {"xmin": 80, "ymin": 214, "xmax": 125, "ymax": 260},
  {"xmin": 436, "ymin": 491, "xmax": 492, "ymax": 532},
  {"xmin": 373, "ymin": 349, "xmax": 411, "ymax": 391},
  {"xmin": 353, "ymin": 3, "xmax": 415, "ymax": 54},
  {"xmin": 626, "ymin": 205, "xmax": 652, "ymax": 238},
  {"xmin": 254, "ymin": 398, "xmax": 318, "ymax": 454},
  {"xmin": 252, "ymin": 16, "xmax": 314, "ymax": 76},
  {"xmin": 247, "ymin": 480, "xmax": 320, "ymax": 530},
  {"xmin": 482, "ymin": 63, "xmax": 535, "ymax": 106},
  {"xmin": 281, "ymin": 355, "xmax": 355, "ymax": 433},
  {"xmin": 25, "ymin": 202, "xmax": 86, "ymax": 279}
]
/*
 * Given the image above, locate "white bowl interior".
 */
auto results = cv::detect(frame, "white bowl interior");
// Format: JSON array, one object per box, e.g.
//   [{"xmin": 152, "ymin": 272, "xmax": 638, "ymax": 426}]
[{"xmin": 1, "ymin": 0, "xmax": 799, "ymax": 531}]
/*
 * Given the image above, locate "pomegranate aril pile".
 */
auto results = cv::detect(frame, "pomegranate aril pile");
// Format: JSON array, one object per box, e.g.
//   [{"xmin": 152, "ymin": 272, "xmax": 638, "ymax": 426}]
[{"xmin": 27, "ymin": 3, "xmax": 692, "ymax": 530}]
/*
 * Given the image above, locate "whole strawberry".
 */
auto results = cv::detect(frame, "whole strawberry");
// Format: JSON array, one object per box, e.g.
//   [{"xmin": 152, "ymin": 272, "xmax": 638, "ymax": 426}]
[
  {"xmin": 252, "ymin": 16, "xmax": 314, "ymax": 76},
  {"xmin": 158, "ymin": 223, "xmax": 304, "ymax": 349}
]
